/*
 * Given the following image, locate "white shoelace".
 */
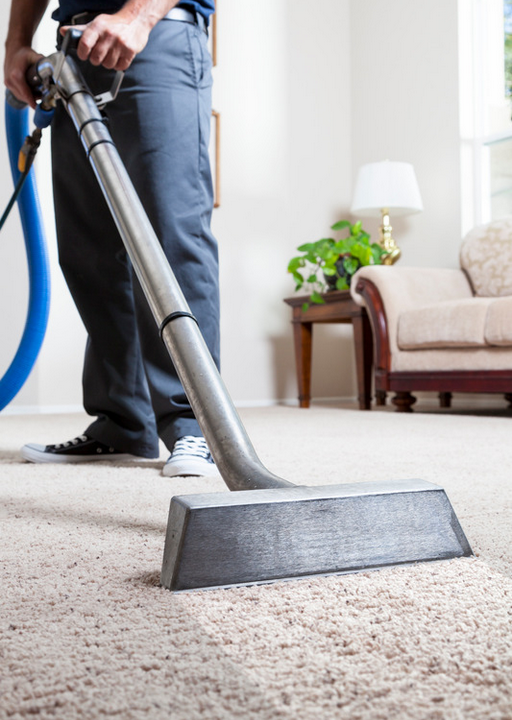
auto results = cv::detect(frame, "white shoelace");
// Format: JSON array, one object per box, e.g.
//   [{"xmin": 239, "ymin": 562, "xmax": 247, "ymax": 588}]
[{"xmin": 171, "ymin": 436, "xmax": 212, "ymax": 461}]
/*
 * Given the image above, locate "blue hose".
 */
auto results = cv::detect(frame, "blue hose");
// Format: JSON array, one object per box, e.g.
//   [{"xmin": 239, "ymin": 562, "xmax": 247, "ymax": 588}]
[{"xmin": 0, "ymin": 100, "xmax": 51, "ymax": 411}]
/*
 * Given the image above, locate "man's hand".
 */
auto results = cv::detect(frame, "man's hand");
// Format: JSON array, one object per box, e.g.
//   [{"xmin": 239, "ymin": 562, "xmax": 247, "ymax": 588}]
[
  {"xmin": 4, "ymin": 45, "xmax": 44, "ymax": 108},
  {"xmin": 60, "ymin": 12, "xmax": 153, "ymax": 72}
]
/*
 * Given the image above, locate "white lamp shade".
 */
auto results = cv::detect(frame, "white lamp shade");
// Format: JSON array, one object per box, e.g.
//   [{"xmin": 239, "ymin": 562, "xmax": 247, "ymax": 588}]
[{"xmin": 351, "ymin": 161, "xmax": 423, "ymax": 218}]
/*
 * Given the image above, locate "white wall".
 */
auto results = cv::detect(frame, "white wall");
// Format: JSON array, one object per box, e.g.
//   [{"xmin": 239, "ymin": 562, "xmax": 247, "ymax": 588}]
[
  {"xmin": 350, "ymin": 0, "xmax": 462, "ymax": 270},
  {"xmin": 212, "ymin": 0, "xmax": 353, "ymax": 404},
  {"xmin": 0, "ymin": 0, "xmax": 464, "ymax": 413}
]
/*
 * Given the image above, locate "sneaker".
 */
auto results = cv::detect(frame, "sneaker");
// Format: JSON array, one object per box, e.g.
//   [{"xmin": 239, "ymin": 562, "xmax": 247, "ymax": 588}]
[
  {"xmin": 162, "ymin": 435, "xmax": 219, "ymax": 477},
  {"xmin": 21, "ymin": 434, "xmax": 138, "ymax": 464}
]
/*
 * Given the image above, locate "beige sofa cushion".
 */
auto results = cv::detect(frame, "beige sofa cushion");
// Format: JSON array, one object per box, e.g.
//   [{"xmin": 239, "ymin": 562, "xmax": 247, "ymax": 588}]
[
  {"xmin": 398, "ymin": 298, "xmax": 494, "ymax": 349},
  {"xmin": 393, "ymin": 346, "xmax": 512, "ymax": 372},
  {"xmin": 350, "ymin": 266, "xmax": 474, "ymax": 357},
  {"xmin": 460, "ymin": 217, "xmax": 512, "ymax": 297},
  {"xmin": 485, "ymin": 296, "xmax": 512, "ymax": 346}
]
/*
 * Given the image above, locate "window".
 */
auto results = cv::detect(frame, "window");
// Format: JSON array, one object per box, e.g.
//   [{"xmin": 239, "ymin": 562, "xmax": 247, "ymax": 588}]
[
  {"xmin": 459, "ymin": 0, "xmax": 512, "ymax": 231},
  {"xmin": 505, "ymin": 0, "xmax": 512, "ymax": 97}
]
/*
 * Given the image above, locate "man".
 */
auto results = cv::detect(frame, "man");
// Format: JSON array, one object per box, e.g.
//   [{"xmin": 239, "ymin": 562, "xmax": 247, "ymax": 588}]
[{"xmin": 4, "ymin": 0, "xmax": 220, "ymax": 477}]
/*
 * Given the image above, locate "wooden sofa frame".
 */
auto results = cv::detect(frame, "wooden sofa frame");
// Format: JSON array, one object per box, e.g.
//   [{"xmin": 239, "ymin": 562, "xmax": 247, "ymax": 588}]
[{"xmin": 355, "ymin": 276, "xmax": 512, "ymax": 412}]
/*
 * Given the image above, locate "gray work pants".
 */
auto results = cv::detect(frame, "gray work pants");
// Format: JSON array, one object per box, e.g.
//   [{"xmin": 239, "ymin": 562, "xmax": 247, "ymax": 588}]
[{"xmin": 51, "ymin": 17, "xmax": 220, "ymax": 458}]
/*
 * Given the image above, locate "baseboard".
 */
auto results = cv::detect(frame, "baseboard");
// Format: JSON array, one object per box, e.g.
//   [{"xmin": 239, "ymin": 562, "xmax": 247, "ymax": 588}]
[
  {"xmin": 2, "ymin": 393, "xmax": 506, "ymax": 417},
  {"xmin": 233, "ymin": 396, "xmax": 357, "ymax": 408},
  {"xmin": 1, "ymin": 404, "xmax": 85, "ymax": 416},
  {"xmin": 1, "ymin": 398, "xmax": 356, "ymax": 415}
]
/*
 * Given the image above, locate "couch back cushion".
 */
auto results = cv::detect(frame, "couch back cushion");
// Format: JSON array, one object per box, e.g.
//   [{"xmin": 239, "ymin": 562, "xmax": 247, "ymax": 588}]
[{"xmin": 460, "ymin": 216, "xmax": 512, "ymax": 296}]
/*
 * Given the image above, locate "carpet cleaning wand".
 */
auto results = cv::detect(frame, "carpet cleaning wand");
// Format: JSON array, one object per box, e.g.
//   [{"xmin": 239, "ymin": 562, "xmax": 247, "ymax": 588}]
[{"xmin": 21, "ymin": 32, "xmax": 472, "ymax": 591}]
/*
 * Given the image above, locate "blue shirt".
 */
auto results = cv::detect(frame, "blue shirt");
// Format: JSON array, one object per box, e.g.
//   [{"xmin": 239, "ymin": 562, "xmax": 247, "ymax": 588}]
[{"xmin": 53, "ymin": 0, "xmax": 215, "ymax": 24}]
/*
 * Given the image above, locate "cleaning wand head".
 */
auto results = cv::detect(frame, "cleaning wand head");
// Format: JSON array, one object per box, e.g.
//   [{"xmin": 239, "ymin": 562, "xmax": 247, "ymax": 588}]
[{"xmin": 161, "ymin": 479, "xmax": 472, "ymax": 591}]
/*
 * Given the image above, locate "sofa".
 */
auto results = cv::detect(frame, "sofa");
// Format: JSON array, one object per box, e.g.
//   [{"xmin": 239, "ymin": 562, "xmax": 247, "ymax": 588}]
[{"xmin": 350, "ymin": 217, "xmax": 512, "ymax": 411}]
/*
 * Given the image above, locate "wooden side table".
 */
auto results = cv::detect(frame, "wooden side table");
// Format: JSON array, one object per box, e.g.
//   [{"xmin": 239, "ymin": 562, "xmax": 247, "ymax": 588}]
[{"xmin": 283, "ymin": 290, "xmax": 373, "ymax": 410}]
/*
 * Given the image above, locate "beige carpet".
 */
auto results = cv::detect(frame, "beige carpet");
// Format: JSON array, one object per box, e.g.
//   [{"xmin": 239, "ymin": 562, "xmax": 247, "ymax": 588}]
[{"xmin": 1, "ymin": 404, "xmax": 512, "ymax": 719}]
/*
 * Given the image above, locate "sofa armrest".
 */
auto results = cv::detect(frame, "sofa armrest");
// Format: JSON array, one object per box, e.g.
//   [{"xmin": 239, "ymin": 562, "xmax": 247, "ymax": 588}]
[{"xmin": 350, "ymin": 266, "xmax": 474, "ymax": 372}]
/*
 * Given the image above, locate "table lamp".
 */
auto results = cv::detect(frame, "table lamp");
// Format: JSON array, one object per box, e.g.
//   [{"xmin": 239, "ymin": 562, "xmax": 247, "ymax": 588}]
[{"xmin": 350, "ymin": 161, "xmax": 423, "ymax": 264}]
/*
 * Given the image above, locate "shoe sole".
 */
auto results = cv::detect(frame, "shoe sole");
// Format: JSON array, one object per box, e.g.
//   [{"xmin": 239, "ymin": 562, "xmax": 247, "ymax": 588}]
[
  {"xmin": 21, "ymin": 444, "xmax": 140, "ymax": 464},
  {"xmin": 162, "ymin": 460, "xmax": 220, "ymax": 478}
]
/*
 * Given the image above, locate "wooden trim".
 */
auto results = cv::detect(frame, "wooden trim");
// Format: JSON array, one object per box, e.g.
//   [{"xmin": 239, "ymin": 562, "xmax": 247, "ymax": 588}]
[
  {"xmin": 354, "ymin": 278, "xmax": 391, "ymax": 380},
  {"xmin": 283, "ymin": 291, "xmax": 364, "ymax": 323},
  {"xmin": 211, "ymin": 4, "xmax": 217, "ymax": 66},
  {"xmin": 388, "ymin": 370, "xmax": 512, "ymax": 394},
  {"xmin": 352, "ymin": 313, "xmax": 374, "ymax": 410}
]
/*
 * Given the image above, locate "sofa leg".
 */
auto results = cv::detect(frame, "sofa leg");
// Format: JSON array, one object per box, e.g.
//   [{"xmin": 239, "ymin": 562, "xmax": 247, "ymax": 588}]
[
  {"xmin": 439, "ymin": 392, "xmax": 452, "ymax": 408},
  {"xmin": 392, "ymin": 392, "xmax": 417, "ymax": 412},
  {"xmin": 375, "ymin": 390, "xmax": 387, "ymax": 406}
]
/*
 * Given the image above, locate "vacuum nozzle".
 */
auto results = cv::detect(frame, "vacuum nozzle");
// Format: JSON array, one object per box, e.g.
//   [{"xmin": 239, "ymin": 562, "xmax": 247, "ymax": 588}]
[{"xmin": 161, "ymin": 479, "xmax": 472, "ymax": 592}]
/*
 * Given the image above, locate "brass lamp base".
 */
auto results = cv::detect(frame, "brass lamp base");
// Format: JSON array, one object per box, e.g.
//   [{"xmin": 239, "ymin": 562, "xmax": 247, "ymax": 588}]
[{"xmin": 379, "ymin": 208, "xmax": 401, "ymax": 265}]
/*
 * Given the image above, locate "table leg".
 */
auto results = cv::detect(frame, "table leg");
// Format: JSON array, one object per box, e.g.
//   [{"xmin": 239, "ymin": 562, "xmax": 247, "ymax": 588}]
[
  {"xmin": 352, "ymin": 313, "xmax": 373, "ymax": 410},
  {"xmin": 292, "ymin": 321, "xmax": 313, "ymax": 408}
]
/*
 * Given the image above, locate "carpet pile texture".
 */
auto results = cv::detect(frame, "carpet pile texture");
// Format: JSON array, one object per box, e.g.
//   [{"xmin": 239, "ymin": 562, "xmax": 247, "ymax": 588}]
[{"xmin": 1, "ymin": 405, "xmax": 511, "ymax": 719}]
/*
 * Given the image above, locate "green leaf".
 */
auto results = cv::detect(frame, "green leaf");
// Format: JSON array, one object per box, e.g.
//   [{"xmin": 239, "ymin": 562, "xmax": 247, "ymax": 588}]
[
  {"xmin": 351, "ymin": 245, "xmax": 372, "ymax": 265},
  {"xmin": 297, "ymin": 242, "xmax": 316, "ymax": 252},
  {"xmin": 287, "ymin": 257, "xmax": 304, "ymax": 273},
  {"xmin": 336, "ymin": 276, "xmax": 349, "ymax": 290},
  {"xmin": 310, "ymin": 290, "xmax": 326, "ymax": 304},
  {"xmin": 301, "ymin": 302, "xmax": 310, "ymax": 313},
  {"xmin": 334, "ymin": 239, "xmax": 351, "ymax": 254},
  {"xmin": 331, "ymin": 220, "xmax": 351, "ymax": 231},
  {"xmin": 322, "ymin": 266, "xmax": 336, "ymax": 276},
  {"xmin": 307, "ymin": 273, "xmax": 318, "ymax": 284},
  {"xmin": 315, "ymin": 243, "xmax": 336, "ymax": 262},
  {"xmin": 353, "ymin": 233, "xmax": 370, "ymax": 247},
  {"xmin": 349, "ymin": 244, "xmax": 362, "ymax": 261},
  {"xmin": 343, "ymin": 257, "xmax": 359, "ymax": 275},
  {"xmin": 362, "ymin": 248, "xmax": 373, "ymax": 265},
  {"xmin": 371, "ymin": 244, "xmax": 384, "ymax": 264}
]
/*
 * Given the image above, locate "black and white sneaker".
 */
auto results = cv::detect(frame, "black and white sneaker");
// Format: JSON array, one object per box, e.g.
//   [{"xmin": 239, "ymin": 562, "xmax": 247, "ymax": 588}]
[
  {"xmin": 163, "ymin": 435, "xmax": 218, "ymax": 477},
  {"xmin": 21, "ymin": 435, "xmax": 138, "ymax": 464}
]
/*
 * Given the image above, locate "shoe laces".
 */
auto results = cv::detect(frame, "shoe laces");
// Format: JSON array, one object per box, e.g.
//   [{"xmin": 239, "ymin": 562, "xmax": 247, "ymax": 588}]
[
  {"xmin": 51, "ymin": 434, "xmax": 89, "ymax": 450},
  {"xmin": 172, "ymin": 436, "xmax": 212, "ymax": 461}
]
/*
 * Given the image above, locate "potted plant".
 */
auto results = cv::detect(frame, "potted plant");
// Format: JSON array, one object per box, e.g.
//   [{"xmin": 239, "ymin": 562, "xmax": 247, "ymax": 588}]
[{"xmin": 287, "ymin": 220, "xmax": 384, "ymax": 309}]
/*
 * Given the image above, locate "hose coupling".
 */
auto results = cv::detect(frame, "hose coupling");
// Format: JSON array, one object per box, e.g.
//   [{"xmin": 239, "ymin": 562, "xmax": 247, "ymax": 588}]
[{"xmin": 18, "ymin": 129, "xmax": 42, "ymax": 174}]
